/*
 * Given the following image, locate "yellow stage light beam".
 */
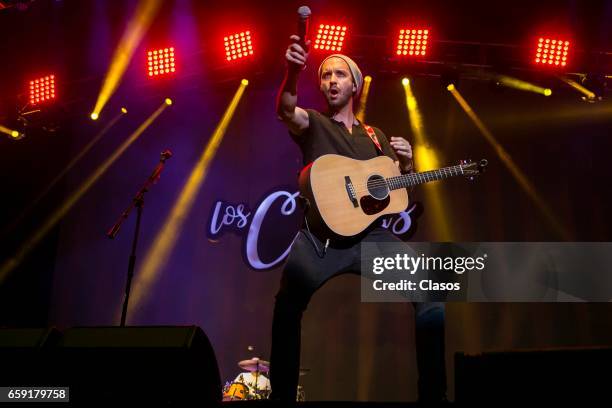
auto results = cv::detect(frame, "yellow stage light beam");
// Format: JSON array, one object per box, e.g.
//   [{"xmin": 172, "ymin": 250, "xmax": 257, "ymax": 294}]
[
  {"xmin": 447, "ymin": 84, "xmax": 571, "ymax": 240},
  {"xmin": 402, "ymin": 78, "xmax": 453, "ymax": 241},
  {"xmin": 0, "ymin": 101, "xmax": 170, "ymax": 284},
  {"xmin": 125, "ymin": 80, "xmax": 249, "ymax": 321},
  {"xmin": 355, "ymin": 75, "xmax": 372, "ymax": 123},
  {"xmin": 496, "ymin": 75, "xmax": 552, "ymax": 96},
  {"xmin": 470, "ymin": 99, "xmax": 612, "ymax": 128},
  {"xmin": 90, "ymin": 0, "xmax": 162, "ymax": 119},
  {"xmin": 0, "ymin": 125, "xmax": 21, "ymax": 139},
  {"xmin": 403, "ymin": 79, "xmax": 426, "ymax": 144},
  {"xmin": 0, "ymin": 109, "xmax": 127, "ymax": 239},
  {"xmin": 558, "ymin": 76, "xmax": 596, "ymax": 99}
]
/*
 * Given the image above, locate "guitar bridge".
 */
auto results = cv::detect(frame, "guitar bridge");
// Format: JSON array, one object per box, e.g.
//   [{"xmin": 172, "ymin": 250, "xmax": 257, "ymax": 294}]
[{"xmin": 345, "ymin": 176, "xmax": 358, "ymax": 208}]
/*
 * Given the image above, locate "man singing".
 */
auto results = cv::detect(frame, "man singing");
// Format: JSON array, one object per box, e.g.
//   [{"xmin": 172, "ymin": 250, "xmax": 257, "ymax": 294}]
[{"xmin": 269, "ymin": 34, "xmax": 447, "ymax": 403}]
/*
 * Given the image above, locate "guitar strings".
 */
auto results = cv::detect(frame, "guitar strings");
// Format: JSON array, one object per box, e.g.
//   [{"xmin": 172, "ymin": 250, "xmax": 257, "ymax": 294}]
[
  {"xmin": 351, "ymin": 177, "xmax": 446, "ymax": 193},
  {"xmin": 349, "ymin": 166, "xmax": 464, "ymax": 194}
]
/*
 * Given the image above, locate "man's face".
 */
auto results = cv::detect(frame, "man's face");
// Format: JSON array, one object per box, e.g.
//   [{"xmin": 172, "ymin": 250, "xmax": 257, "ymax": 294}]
[{"xmin": 320, "ymin": 57, "xmax": 357, "ymax": 109}]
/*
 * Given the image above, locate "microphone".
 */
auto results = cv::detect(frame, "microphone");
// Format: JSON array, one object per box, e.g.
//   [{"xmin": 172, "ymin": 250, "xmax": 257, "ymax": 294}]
[
  {"xmin": 297, "ymin": 5, "xmax": 311, "ymax": 51},
  {"xmin": 160, "ymin": 149, "xmax": 173, "ymax": 162},
  {"xmin": 107, "ymin": 149, "xmax": 173, "ymax": 238}
]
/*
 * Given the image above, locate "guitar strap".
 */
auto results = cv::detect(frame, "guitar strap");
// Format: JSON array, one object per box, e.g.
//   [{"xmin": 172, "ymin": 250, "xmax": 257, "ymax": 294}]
[{"xmin": 362, "ymin": 124, "xmax": 384, "ymax": 154}]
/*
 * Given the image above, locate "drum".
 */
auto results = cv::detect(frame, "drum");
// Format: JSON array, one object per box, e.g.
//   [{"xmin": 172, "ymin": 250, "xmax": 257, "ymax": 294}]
[
  {"xmin": 222, "ymin": 382, "xmax": 249, "ymax": 401},
  {"xmin": 246, "ymin": 373, "xmax": 271, "ymax": 400}
]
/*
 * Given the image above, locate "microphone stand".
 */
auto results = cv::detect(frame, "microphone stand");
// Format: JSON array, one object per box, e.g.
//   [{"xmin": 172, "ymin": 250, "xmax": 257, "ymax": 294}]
[
  {"xmin": 254, "ymin": 360, "xmax": 259, "ymax": 397},
  {"xmin": 107, "ymin": 149, "xmax": 173, "ymax": 327}
]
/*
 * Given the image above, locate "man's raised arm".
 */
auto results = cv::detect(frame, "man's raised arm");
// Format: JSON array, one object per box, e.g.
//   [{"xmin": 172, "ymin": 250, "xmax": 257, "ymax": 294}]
[{"xmin": 276, "ymin": 35, "xmax": 310, "ymax": 136}]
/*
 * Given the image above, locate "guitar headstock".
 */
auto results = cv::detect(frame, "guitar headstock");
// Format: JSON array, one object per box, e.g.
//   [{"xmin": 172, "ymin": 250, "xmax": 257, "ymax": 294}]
[{"xmin": 459, "ymin": 159, "xmax": 488, "ymax": 181}]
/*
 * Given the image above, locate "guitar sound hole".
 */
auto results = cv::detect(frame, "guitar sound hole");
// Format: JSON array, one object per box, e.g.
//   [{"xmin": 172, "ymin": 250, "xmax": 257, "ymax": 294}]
[{"xmin": 367, "ymin": 174, "xmax": 389, "ymax": 200}]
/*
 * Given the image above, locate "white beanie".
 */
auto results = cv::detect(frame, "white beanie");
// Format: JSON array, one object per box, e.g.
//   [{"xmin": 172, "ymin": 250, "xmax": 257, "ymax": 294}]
[{"xmin": 317, "ymin": 54, "xmax": 363, "ymax": 96}]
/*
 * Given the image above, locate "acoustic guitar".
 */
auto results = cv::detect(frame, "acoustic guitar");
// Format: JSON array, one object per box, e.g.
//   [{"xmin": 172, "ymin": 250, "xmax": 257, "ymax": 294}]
[{"xmin": 298, "ymin": 154, "xmax": 487, "ymax": 237}]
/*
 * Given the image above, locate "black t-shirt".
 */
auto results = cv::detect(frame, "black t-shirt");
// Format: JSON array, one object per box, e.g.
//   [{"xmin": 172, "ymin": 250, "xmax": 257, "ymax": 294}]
[{"xmin": 290, "ymin": 109, "xmax": 399, "ymax": 165}]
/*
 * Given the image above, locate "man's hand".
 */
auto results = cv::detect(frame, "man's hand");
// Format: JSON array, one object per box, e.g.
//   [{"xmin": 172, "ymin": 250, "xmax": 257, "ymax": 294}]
[
  {"xmin": 285, "ymin": 35, "xmax": 310, "ymax": 71},
  {"xmin": 390, "ymin": 136, "xmax": 414, "ymax": 172}
]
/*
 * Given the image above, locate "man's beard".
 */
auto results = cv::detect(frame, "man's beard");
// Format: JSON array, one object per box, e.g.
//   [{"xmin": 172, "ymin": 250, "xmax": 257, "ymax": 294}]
[{"xmin": 325, "ymin": 91, "xmax": 351, "ymax": 110}]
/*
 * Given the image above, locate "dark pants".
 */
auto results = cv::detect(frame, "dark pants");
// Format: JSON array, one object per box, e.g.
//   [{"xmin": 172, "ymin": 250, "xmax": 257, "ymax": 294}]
[{"xmin": 269, "ymin": 227, "xmax": 447, "ymax": 402}]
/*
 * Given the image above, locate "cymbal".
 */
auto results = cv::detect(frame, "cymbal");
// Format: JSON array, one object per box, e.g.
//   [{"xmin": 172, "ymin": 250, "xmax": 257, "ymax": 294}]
[{"xmin": 238, "ymin": 357, "xmax": 270, "ymax": 372}]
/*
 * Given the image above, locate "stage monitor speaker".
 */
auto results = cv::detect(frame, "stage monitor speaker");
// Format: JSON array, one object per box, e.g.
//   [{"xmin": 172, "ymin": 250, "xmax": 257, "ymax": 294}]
[
  {"xmin": 455, "ymin": 347, "xmax": 612, "ymax": 402},
  {"xmin": 0, "ymin": 326, "xmax": 221, "ymax": 404},
  {"xmin": 58, "ymin": 325, "xmax": 221, "ymax": 403},
  {"xmin": 0, "ymin": 327, "xmax": 63, "ymax": 386}
]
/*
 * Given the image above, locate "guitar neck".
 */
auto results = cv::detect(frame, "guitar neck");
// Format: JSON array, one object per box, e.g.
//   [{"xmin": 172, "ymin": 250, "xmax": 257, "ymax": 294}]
[{"xmin": 387, "ymin": 164, "xmax": 465, "ymax": 190}]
